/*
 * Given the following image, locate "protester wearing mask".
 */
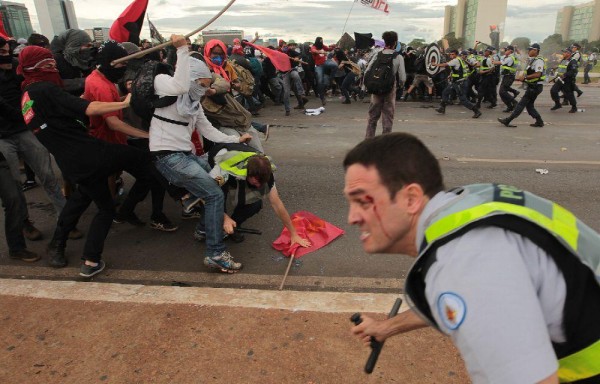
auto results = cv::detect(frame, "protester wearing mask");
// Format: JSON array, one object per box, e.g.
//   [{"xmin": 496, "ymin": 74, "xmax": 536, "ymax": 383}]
[
  {"xmin": 50, "ymin": 29, "xmax": 94, "ymax": 95},
  {"xmin": 203, "ymin": 39, "xmax": 266, "ymax": 151},
  {"xmin": 311, "ymin": 36, "xmax": 334, "ymax": 106},
  {"xmin": 18, "ymin": 45, "xmax": 153, "ymax": 277},
  {"xmin": 0, "ymin": 37, "xmax": 70, "ymax": 242},
  {"xmin": 150, "ymin": 35, "xmax": 252, "ymax": 273},
  {"xmin": 283, "ymin": 40, "xmax": 309, "ymax": 111}
]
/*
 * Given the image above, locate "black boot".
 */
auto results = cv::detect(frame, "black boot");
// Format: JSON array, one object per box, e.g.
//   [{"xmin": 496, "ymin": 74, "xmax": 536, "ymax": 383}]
[
  {"xmin": 498, "ymin": 117, "xmax": 517, "ymax": 127},
  {"xmin": 530, "ymin": 119, "xmax": 544, "ymax": 127},
  {"xmin": 568, "ymin": 107, "xmax": 577, "ymax": 113},
  {"xmin": 472, "ymin": 108, "xmax": 482, "ymax": 118},
  {"xmin": 47, "ymin": 242, "xmax": 67, "ymax": 268},
  {"xmin": 436, "ymin": 103, "xmax": 446, "ymax": 114},
  {"xmin": 550, "ymin": 104, "xmax": 562, "ymax": 111}
]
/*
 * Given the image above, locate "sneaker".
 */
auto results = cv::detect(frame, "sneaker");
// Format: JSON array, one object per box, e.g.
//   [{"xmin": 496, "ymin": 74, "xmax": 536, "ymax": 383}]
[
  {"xmin": 224, "ymin": 230, "xmax": 245, "ymax": 243},
  {"xmin": 193, "ymin": 228, "xmax": 206, "ymax": 242},
  {"xmin": 181, "ymin": 196, "xmax": 203, "ymax": 214},
  {"xmin": 203, "ymin": 251, "xmax": 242, "ymax": 273},
  {"xmin": 22, "ymin": 180, "xmax": 38, "ymax": 192},
  {"xmin": 285, "ymin": 110, "xmax": 291, "ymax": 116},
  {"xmin": 113, "ymin": 212, "xmax": 145, "ymax": 226},
  {"xmin": 80, "ymin": 260, "xmax": 106, "ymax": 278},
  {"xmin": 23, "ymin": 219, "xmax": 43, "ymax": 241},
  {"xmin": 150, "ymin": 217, "xmax": 178, "ymax": 232},
  {"xmin": 9, "ymin": 249, "xmax": 40, "ymax": 262},
  {"xmin": 182, "ymin": 209, "xmax": 203, "ymax": 220},
  {"xmin": 47, "ymin": 244, "xmax": 67, "ymax": 268}
]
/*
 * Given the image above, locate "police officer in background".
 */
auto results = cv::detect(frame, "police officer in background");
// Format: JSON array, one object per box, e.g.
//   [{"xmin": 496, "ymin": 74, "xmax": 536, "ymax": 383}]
[
  {"xmin": 570, "ymin": 43, "xmax": 584, "ymax": 98},
  {"xmin": 474, "ymin": 47, "xmax": 497, "ymax": 109},
  {"xmin": 583, "ymin": 48, "xmax": 597, "ymax": 84},
  {"xmin": 345, "ymin": 132, "xmax": 600, "ymax": 384},
  {"xmin": 550, "ymin": 48, "xmax": 579, "ymax": 113},
  {"xmin": 498, "ymin": 43, "xmax": 545, "ymax": 128},
  {"xmin": 432, "ymin": 49, "xmax": 481, "ymax": 118},
  {"xmin": 493, "ymin": 45, "xmax": 520, "ymax": 112}
]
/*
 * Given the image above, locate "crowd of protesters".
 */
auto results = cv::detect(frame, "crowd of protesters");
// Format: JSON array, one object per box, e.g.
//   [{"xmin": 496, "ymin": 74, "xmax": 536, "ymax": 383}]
[{"xmin": 0, "ymin": 28, "xmax": 597, "ymax": 276}]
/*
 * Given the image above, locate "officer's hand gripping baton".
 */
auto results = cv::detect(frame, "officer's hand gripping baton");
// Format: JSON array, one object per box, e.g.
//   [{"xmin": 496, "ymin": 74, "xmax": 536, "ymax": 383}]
[{"xmin": 350, "ymin": 298, "xmax": 403, "ymax": 374}]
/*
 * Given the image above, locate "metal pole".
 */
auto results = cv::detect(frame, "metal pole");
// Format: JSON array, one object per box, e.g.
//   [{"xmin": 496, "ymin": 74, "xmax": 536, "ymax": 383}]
[{"xmin": 111, "ymin": 0, "xmax": 237, "ymax": 66}]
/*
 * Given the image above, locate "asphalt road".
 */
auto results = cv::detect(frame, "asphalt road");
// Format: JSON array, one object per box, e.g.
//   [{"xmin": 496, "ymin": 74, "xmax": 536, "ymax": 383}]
[{"xmin": 2, "ymin": 84, "xmax": 599, "ymax": 293}]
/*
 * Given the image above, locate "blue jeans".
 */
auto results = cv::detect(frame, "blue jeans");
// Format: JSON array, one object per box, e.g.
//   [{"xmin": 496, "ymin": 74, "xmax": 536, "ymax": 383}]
[
  {"xmin": 154, "ymin": 152, "xmax": 226, "ymax": 257},
  {"xmin": 314, "ymin": 65, "xmax": 327, "ymax": 100}
]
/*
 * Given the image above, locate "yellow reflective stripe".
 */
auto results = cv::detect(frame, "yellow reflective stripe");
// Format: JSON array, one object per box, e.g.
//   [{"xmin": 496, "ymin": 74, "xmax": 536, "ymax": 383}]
[
  {"xmin": 552, "ymin": 203, "xmax": 578, "ymax": 251},
  {"xmin": 424, "ymin": 202, "xmax": 579, "ymax": 251},
  {"xmin": 219, "ymin": 152, "xmax": 256, "ymax": 177},
  {"xmin": 558, "ymin": 339, "xmax": 600, "ymax": 383}
]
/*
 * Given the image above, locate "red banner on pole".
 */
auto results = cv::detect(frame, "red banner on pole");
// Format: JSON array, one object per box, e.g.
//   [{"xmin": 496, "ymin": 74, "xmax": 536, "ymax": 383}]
[{"xmin": 272, "ymin": 211, "xmax": 344, "ymax": 258}]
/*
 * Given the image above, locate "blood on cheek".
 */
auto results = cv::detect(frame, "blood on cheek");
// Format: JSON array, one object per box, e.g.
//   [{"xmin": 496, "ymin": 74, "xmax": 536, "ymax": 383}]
[{"xmin": 365, "ymin": 196, "xmax": 391, "ymax": 239}]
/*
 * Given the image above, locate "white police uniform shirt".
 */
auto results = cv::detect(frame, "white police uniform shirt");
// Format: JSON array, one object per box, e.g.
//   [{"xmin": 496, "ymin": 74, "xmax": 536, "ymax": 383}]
[
  {"xmin": 447, "ymin": 58, "xmax": 462, "ymax": 72},
  {"xmin": 527, "ymin": 56, "xmax": 545, "ymax": 75},
  {"xmin": 415, "ymin": 191, "xmax": 567, "ymax": 384},
  {"xmin": 500, "ymin": 55, "xmax": 514, "ymax": 67}
]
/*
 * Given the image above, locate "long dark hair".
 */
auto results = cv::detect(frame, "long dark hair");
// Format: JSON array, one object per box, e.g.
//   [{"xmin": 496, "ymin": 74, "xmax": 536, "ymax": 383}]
[{"xmin": 314, "ymin": 37, "xmax": 324, "ymax": 50}]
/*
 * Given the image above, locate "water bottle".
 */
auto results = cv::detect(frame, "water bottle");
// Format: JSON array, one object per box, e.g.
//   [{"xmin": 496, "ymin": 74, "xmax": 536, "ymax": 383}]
[{"xmin": 577, "ymin": 108, "xmax": 585, "ymax": 112}]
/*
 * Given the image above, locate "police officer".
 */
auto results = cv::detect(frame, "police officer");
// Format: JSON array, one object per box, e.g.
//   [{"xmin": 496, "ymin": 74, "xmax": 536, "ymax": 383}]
[
  {"xmin": 474, "ymin": 47, "xmax": 497, "ymax": 109},
  {"xmin": 498, "ymin": 43, "xmax": 545, "ymax": 128},
  {"xmin": 345, "ymin": 132, "xmax": 600, "ymax": 384},
  {"xmin": 432, "ymin": 49, "xmax": 481, "ymax": 118},
  {"xmin": 464, "ymin": 49, "xmax": 479, "ymax": 102},
  {"xmin": 550, "ymin": 48, "xmax": 579, "ymax": 113},
  {"xmin": 493, "ymin": 45, "xmax": 520, "ymax": 112},
  {"xmin": 570, "ymin": 43, "xmax": 584, "ymax": 98},
  {"xmin": 583, "ymin": 48, "xmax": 598, "ymax": 84}
]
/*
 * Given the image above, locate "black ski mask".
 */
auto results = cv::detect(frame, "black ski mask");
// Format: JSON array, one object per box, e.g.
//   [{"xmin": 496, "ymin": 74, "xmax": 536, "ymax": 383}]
[
  {"xmin": 0, "ymin": 37, "xmax": 13, "ymax": 65},
  {"xmin": 97, "ymin": 40, "xmax": 128, "ymax": 83}
]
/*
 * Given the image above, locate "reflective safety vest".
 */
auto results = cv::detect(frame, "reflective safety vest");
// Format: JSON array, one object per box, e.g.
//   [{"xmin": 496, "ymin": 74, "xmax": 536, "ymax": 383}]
[
  {"xmin": 215, "ymin": 150, "xmax": 276, "ymax": 206},
  {"xmin": 478, "ymin": 56, "xmax": 493, "ymax": 74},
  {"xmin": 450, "ymin": 57, "xmax": 468, "ymax": 81},
  {"xmin": 557, "ymin": 59, "xmax": 569, "ymax": 75},
  {"xmin": 405, "ymin": 184, "xmax": 600, "ymax": 383},
  {"xmin": 501, "ymin": 54, "xmax": 519, "ymax": 74},
  {"xmin": 525, "ymin": 56, "xmax": 546, "ymax": 83}
]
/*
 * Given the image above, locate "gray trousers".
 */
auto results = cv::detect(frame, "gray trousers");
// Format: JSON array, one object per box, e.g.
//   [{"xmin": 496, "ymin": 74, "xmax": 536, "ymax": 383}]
[
  {"xmin": 268, "ymin": 77, "xmax": 284, "ymax": 104},
  {"xmin": 279, "ymin": 70, "xmax": 305, "ymax": 112},
  {"xmin": 0, "ymin": 130, "xmax": 65, "ymax": 216},
  {"xmin": 0, "ymin": 158, "xmax": 27, "ymax": 252},
  {"xmin": 366, "ymin": 88, "xmax": 396, "ymax": 138}
]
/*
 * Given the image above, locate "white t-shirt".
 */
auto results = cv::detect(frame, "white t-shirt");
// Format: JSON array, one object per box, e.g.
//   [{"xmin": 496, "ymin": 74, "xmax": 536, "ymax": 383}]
[{"xmin": 415, "ymin": 191, "xmax": 566, "ymax": 384}]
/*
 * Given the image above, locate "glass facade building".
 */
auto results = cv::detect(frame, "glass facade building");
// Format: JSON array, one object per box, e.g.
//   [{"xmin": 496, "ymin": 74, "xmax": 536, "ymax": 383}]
[{"xmin": 0, "ymin": 1, "xmax": 33, "ymax": 40}]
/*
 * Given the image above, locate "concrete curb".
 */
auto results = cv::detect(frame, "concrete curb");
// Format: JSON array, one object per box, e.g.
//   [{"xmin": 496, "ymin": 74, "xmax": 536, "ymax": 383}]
[{"xmin": 0, "ymin": 278, "xmax": 407, "ymax": 314}]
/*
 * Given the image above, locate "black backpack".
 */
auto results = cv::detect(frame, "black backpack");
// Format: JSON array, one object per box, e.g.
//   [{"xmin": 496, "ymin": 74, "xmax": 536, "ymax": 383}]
[
  {"xmin": 364, "ymin": 51, "xmax": 398, "ymax": 95},
  {"xmin": 130, "ymin": 60, "xmax": 178, "ymax": 129}
]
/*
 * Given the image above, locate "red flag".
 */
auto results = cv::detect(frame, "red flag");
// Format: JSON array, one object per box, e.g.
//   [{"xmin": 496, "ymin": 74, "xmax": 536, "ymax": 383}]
[
  {"xmin": 272, "ymin": 211, "xmax": 344, "ymax": 258},
  {"xmin": 0, "ymin": 12, "xmax": 11, "ymax": 39},
  {"xmin": 245, "ymin": 42, "xmax": 292, "ymax": 72},
  {"xmin": 109, "ymin": 0, "xmax": 148, "ymax": 45}
]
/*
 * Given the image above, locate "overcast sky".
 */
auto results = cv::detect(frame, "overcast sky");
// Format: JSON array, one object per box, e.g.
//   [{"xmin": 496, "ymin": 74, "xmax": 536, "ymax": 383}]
[{"xmin": 19, "ymin": 0, "xmax": 590, "ymax": 44}]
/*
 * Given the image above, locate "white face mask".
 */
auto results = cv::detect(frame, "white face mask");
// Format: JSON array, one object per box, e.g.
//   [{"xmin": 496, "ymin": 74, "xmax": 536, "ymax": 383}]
[{"xmin": 188, "ymin": 81, "xmax": 208, "ymax": 101}]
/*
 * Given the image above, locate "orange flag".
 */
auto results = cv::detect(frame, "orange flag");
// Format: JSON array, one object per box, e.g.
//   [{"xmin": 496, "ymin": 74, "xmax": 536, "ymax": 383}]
[{"xmin": 272, "ymin": 211, "xmax": 344, "ymax": 258}]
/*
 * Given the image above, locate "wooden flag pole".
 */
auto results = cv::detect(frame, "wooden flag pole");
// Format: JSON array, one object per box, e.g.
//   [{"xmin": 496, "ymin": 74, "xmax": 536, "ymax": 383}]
[
  {"xmin": 279, "ymin": 251, "xmax": 297, "ymax": 291},
  {"xmin": 111, "ymin": 0, "xmax": 237, "ymax": 66}
]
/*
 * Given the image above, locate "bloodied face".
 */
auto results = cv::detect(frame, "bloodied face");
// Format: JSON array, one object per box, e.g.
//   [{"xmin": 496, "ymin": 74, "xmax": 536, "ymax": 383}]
[{"xmin": 344, "ymin": 164, "xmax": 422, "ymax": 256}]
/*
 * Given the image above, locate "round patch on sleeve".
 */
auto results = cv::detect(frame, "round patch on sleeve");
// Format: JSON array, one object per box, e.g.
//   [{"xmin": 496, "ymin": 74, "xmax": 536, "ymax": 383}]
[{"xmin": 437, "ymin": 292, "xmax": 467, "ymax": 331}]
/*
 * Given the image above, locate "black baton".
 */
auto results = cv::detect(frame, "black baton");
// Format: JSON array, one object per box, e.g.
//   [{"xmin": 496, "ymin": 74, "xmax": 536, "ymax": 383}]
[
  {"xmin": 350, "ymin": 297, "xmax": 403, "ymax": 374},
  {"xmin": 235, "ymin": 227, "xmax": 262, "ymax": 235}
]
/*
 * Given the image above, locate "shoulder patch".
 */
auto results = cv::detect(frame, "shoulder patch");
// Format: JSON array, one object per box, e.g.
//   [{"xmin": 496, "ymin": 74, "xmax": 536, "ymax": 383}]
[{"xmin": 437, "ymin": 292, "xmax": 467, "ymax": 331}]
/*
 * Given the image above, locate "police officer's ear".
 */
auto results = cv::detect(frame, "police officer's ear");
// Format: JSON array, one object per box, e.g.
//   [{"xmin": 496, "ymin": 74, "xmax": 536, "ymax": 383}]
[{"xmin": 400, "ymin": 183, "xmax": 427, "ymax": 215}]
